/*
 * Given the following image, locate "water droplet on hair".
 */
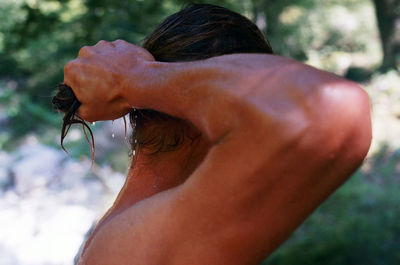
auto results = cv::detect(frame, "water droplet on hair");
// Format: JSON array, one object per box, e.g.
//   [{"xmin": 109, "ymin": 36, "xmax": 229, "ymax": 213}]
[{"xmin": 132, "ymin": 150, "xmax": 136, "ymax": 156}]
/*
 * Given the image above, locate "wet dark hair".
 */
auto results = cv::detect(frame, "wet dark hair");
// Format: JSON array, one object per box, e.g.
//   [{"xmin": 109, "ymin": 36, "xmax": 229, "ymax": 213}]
[
  {"xmin": 52, "ymin": 83, "xmax": 95, "ymax": 163},
  {"xmin": 52, "ymin": 3, "xmax": 273, "ymax": 158},
  {"xmin": 133, "ymin": 3, "xmax": 273, "ymax": 153}
]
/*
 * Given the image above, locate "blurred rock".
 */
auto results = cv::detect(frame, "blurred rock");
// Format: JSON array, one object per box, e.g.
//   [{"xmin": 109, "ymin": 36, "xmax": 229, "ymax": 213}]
[
  {"xmin": 0, "ymin": 151, "xmax": 13, "ymax": 192},
  {"xmin": 56, "ymin": 159, "xmax": 91, "ymax": 190},
  {"xmin": 12, "ymin": 143, "xmax": 65, "ymax": 194},
  {"xmin": 0, "ymin": 138, "xmax": 125, "ymax": 265},
  {"xmin": 0, "ymin": 128, "xmax": 129, "ymax": 264},
  {"xmin": 0, "ymin": 243, "xmax": 18, "ymax": 265},
  {"xmin": 92, "ymin": 117, "xmax": 132, "ymax": 160}
]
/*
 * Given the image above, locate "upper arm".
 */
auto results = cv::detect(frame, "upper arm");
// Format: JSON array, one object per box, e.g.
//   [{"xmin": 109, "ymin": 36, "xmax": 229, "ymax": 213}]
[{"xmin": 163, "ymin": 80, "xmax": 372, "ymax": 264}]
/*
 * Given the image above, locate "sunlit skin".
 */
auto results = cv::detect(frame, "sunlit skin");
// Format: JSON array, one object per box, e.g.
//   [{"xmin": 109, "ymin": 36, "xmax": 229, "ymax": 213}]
[{"xmin": 64, "ymin": 39, "xmax": 372, "ymax": 265}]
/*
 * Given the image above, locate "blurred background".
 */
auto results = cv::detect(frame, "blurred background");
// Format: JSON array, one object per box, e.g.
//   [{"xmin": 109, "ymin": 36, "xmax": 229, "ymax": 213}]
[{"xmin": 0, "ymin": 0, "xmax": 399, "ymax": 264}]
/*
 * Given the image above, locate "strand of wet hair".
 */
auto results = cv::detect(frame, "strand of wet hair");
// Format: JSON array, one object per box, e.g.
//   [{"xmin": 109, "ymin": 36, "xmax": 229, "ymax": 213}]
[
  {"xmin": 52, "ymin": 84, "xmax": 129, "ymax": 167},
  {"xmin": 52, "ymin": 84, "xmax": 96, "ymax": 167}
]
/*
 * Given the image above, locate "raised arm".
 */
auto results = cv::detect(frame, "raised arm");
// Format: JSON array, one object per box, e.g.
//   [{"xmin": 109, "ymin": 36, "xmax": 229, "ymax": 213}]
[{"xmin": 65, "ymin": 40, "xmax": 372, "ymax": 265}]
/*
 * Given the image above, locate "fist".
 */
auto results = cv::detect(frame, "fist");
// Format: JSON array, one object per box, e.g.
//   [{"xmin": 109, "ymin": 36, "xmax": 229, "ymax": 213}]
[{"xmin": 64, "ymin": 39, "xmax": 155, "ymax": 122}]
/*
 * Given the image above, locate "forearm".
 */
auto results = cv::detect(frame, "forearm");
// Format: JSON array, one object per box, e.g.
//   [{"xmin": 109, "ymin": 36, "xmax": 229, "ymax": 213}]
[{"xmin": 123, "ymin": 54, "xmax": 326, "ymax": 142}]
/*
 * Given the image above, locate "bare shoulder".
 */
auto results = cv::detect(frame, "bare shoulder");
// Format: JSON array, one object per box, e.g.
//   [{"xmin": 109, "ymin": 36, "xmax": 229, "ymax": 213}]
[{"xmin": 77, "ymin": 188, "xmax": 180, "ymax": 265}]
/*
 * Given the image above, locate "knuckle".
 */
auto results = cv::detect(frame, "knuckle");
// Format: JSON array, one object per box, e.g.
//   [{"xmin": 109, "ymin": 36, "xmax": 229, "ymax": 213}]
[
  {"xmin": 113, "ymin": 39, "xmax": 126, "ymax": 45},
  {"xmin": 85, "ymin": 117, "xmax": 95, "ymax": 123},
  {"xmin": 78, "ymin": 45, "xmax": 92, "ymax": 57},
  {"xmin": 63, "ymin": 60, "xmax": 81, "ymax": 87},
  {"xmin": 64, "ymin": 59, "xmax": 80, "ymax": 74},
  {"xmin": 64, "ymin": 60, "xmax": 76, "ymax": 74},
  {"xmin": 96, "ymin": 40, "xmax": 110, "ymax": 46},
  {"xmin": 78, "ymin": 108, "xmax": 92, "ymax": 122},
  {"xmin": 63, "ymin": 62, "xmax": 71, "ymax": 73}
]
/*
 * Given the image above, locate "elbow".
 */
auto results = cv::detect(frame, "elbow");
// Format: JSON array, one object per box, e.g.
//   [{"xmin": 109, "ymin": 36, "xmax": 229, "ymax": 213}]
[
  {"xmin": 347, "ymin": 85, "xmax": 372, "ymax": 161},
  {"xmin": 316, "ymin": 81, "xmax": 372, "ymax": 164},
  {"xmin": 349, "ymin": 87, "xmax": 372, "ymax": 163}
]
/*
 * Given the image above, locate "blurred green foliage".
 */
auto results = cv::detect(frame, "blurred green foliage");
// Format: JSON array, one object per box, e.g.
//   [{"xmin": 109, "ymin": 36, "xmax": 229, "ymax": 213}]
[
  {"xmin": 0, "ymin": 0, "xmax": 392, "ymax": 136},
  {"xmin": 0, "ymin": 0, "xmax": 399, "ymax": 264},
  {"xmin": 263, "ymin": 147, "xmax": 400, "ymax": 265}
]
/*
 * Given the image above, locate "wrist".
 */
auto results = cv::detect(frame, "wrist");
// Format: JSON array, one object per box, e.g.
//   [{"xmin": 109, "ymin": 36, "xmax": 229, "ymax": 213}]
[{"xmin": 121, "ymin": 60, "xmax": 167, "ymax": 109}]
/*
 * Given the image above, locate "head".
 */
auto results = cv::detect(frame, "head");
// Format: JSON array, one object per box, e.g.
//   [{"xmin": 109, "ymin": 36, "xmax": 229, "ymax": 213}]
[
  {"xmin": 132, "ymin": 3, "xmax": 273, "ymax": 154},
  {"xmin": 53, "ymin": 3, "xmax": 273, "ymax": 160}
]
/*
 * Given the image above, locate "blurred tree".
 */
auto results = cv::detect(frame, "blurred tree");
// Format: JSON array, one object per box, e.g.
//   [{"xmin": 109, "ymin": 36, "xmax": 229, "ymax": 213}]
[
  {"xmin": 372, "ymin": 0, "xmax": 400, "ymax": 72},
  {"xmin": 250, "ymin": 0, "xmax": 315, "ymax": 60},
  {"xmin": 0, "ymin": 0, "xmax": 379, "ymax": 139},
  {"xmin": 262, "ymin": 144, "xmax": 400, "ymax": 265},
  {"xmin": 0, "ymin": 0, "xmax": 181, "ymax": 136}
]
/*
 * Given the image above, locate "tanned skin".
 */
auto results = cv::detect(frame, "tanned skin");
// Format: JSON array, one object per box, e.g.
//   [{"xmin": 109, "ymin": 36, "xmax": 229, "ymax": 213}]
[{"xmin": 64, "ymin": 39, "xmax": 372, "ymax": 265}]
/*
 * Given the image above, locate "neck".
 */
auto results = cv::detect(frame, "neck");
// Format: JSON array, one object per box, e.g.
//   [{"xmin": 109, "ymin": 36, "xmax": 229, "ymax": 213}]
[
  {"xmin": 85, "ymin": 124, "xmax": 210, "ymax": 249},
  {"xmin": 81, "ymin": 130, "xmax": 210, "ymax": 257},
  {"xmin": 109, "ymin": 131, "xmax": 210, "ymax": 216}
]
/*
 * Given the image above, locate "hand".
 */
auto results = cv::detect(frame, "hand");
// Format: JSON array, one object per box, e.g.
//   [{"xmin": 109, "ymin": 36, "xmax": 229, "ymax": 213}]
[{"xmin": 64, "ymin": 39, "xmax": 155, "ymax": 122}]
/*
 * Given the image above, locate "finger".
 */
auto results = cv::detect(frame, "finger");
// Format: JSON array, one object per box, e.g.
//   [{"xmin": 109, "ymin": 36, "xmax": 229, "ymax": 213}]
[
  {"xmin": 63, "ymin": 59, "xmax": 88, "ymax": 96},
  {"xmin": 94, "ymin": 40, "xmax": 115, "ymax": 48},
  {"xmin": 112, "ymin": 39, "xmax": 152, "ymax": 59},
  {"xmin": 63, "ymin": 60, "xmax": 78, "ymax": 86},
  {"xmin": 78, "ymin": 45, "xmax": 93, "ymax": 57},
  {"xmin": 112, "ymin": 39, "xmax": 129, "ymax": 46},
  {"xmin": 77, "ymin": 105, "xmax": 95, "ymax": 123},
  {"xmin": 117, "ymin": 41, "xmax": 155, "ymax": 61}
]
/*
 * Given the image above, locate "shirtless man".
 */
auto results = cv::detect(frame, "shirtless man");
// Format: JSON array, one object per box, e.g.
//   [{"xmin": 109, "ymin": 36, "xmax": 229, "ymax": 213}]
[{"xmin": 63, "ymin": 4, "xmax": 372, "ymax": 265}]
